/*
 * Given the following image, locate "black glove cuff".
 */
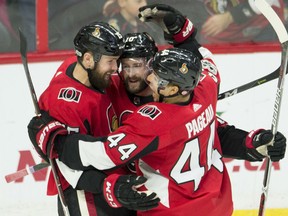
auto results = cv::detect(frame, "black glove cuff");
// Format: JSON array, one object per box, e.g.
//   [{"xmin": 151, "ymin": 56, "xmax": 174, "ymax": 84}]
[{"xmin": 229, "ymin": 1, "xmax": 256, "ymax": 24}]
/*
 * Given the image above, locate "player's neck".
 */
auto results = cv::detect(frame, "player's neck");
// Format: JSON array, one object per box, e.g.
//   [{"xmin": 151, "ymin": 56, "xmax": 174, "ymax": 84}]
[
  {"xmin": 136, "ymin": 87, "xmax": 153, "ymax": 97},
  {"xmin": 164, "ymin": 94, "xmax": 191, "ymax": 104},
  {"xmin": 73, "ymin": 63, "xmax": 90, "ymax": 86}
]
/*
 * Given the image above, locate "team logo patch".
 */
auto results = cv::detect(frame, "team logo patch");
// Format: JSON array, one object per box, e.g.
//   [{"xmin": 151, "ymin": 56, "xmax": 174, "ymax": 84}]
[
  {"xmin": 58, "ymin": 87, "xmax": 82, "ymax": 103},
  {"xmin": 179, "ymin": 63, "xmax": 188, "ymax": 74},
  {"xmin": 137, "ymin": 105, "xmax": 161, "ymax": 120},
  {"xmin": 92, "ymin": 27, "xmax": 101, "ymax": 38}
]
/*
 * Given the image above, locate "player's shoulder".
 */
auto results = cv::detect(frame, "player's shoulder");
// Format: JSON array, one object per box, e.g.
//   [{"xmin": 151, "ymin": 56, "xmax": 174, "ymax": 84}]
[
  {"xmin": 51, "ymin": 56, "xmax": 77, "ymax": 80},
  {"xmin": 58, "ymin": 56, "xmax": 77, "ymax": 70},
  {"xmin": 135, "ymin": 103, "xmax": 163, "ymax": 120},
  {"xmin": 110, "ymin": 73, "xmax": 121, "ymax": 84}
]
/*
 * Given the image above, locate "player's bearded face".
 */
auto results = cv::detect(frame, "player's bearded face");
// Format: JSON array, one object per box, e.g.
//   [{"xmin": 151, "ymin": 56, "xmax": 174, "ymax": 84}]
[
  {"xmin": 90, "ymin": 55, "xmax": 119, "ymax": 89},
  {"xmin": 121, "ymin": 58, "xmax": 149, "ymax": 94}
]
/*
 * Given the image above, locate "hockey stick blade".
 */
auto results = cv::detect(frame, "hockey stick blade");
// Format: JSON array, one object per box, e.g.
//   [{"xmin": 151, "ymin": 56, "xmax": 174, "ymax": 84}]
[
  {"xmin": 5, "ymin": 162, "xmax": 50, "ymax": 183},
  {"xmin": 254, "ymin": 0, "xmax": 288, "ymax": 215}
]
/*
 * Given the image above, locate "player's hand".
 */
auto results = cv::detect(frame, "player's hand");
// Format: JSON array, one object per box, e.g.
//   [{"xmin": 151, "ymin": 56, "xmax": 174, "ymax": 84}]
[
  {"xmin": 27, "ymin": 110, "xmax": 68, "ymax": 162},
  {"xmin": 138, "ymin": 4, "xmax": 195, "ymax": 44},
  {"xmin": 103, "ymin": 174, "xmax": 160, "ymax": 211},
  {"xmin": 246, "ymin": 129, "xmax": 286, "ymax": 162}
]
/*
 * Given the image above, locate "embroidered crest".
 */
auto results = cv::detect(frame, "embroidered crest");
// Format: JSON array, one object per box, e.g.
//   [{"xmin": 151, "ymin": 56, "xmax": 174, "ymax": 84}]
[
  {"xmin": 179, "ymin": 63, "xmax": 188, "ymax": 74},
  {"xmin": 137, "ymin": 105, "xmax": 161, "ymax": 120},
  {"xmin": 92, "ymin": 27, "xmax": 101, "ymax": 38},
  {"xmin": 58, "ymin": 87, "xmax": 82, "ymax": 103}
]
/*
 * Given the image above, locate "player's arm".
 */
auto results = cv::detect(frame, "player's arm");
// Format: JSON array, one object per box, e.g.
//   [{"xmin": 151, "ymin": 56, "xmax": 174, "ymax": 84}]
[
  {"xmin": 27, "ymin": 112, "xmax": 160, "ymax": 211},
  {"xmin": 217, "ymin": 117, "xmax": 286, "ymax": 162},
  {"xmin": 138, "ymin": 3, "xmax": 203, "ymax": 60},
  {"xmin": 54, "ymin": 128, "xmax": 159, "ymax": 171},
  {"xmin": 28, "ymin": 110, "xmax": 159, "ymax": 170},
  {"xmin": 138, "ymin": 3, "xmax": 220, "ymax": 86}
]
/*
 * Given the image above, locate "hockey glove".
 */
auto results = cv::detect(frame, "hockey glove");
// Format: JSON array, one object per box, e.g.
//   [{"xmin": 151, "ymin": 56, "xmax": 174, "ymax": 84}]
[
  {"xmin": 27, "ymin": 110, "xmax": 68, "ymax": 162},
  {"xmin": 138, "ymin": 4, "xmax": 196, "ymax": 44},
  {"xmin": 245, "ymin": 129, "xmax": 286, "ymax": 162},
  {"xmin": 103, "ymin": 174, "xmax": 160, "ymax": 211}
]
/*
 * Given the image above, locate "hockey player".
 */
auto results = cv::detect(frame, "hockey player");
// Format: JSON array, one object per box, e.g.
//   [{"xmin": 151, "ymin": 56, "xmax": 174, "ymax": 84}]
[
  {"xmin": 28, "ymin": 21, "xmax": 159, "ymax": 216},
  {"xmin": 27, "ymin": 4, "xmax": 286, "ymax": 216},
  {"xmin": 107, "ymin": 31, "xmax": 158, "ymax": 125}
]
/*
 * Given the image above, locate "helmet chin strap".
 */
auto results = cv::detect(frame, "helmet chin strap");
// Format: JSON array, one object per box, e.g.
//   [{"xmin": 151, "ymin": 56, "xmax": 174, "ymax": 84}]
[{"xmin": 157, "ymin": 88, "xmax": 179, "ymax": 102}]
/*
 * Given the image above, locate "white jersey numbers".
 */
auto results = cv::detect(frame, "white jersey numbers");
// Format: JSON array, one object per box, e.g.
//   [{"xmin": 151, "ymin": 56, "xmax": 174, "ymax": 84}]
[
  {"xmin": 107, "ymin": 133, "xmax": 137, "ymax": 161},
  {"xmin": 107, "ymin": 133, "xmax": 126, "ymax": 147},
  {"xmin": 170, "ymin": 121, "xmax": 223, "ymax": 191},
  {"xmin": 170, "ymin": 138, "xmax": 205, "ymax": 190},
  {"xmin": 118, "ymin": 144, "xmax": 137, "ymax": 160}
]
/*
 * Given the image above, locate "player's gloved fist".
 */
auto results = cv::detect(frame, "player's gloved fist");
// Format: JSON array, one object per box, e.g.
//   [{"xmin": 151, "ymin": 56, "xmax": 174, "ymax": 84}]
[
  {"xmin": 267, "ymin": 131, "xmax": 286, "ymax": 161},
  {"xmin": 138, "ymin": 4, "xmax": 195, "ymax": 44},
  {"xmin": 103, "ymin": 174, "xmax": 160, "ymax": 211},
  {"xmin": 27, "ymin": 110, "xmax": 68, "ymax": 162},
  {"xmin": 245, "ymin": 129, "xmax": 286, "ymax": 162}
]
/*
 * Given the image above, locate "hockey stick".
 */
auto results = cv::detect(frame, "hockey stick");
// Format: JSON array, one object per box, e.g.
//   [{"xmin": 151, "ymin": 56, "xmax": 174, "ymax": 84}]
[
  {"xmin": 19, "ymin": 29, "xmax": 70, "ymax": 216},
  {"xmin": 218, "ymin": 64, "xmax": 287, "ymax": 100},
  {"xmin": 253, "ymin": 1, "xmax": 288, "ymax": 215},
  {"xmin": 5, "ymin": 162, "xmax": 50, "ymax": 183}
]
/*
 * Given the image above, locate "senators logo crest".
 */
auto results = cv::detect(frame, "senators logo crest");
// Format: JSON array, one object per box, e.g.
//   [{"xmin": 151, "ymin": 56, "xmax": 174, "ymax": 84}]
[
  {"xmin": 58, "ymin": 87, "xmax": 82, "ymax": 103},
  {"xmin": 92, "ymin": 27, "xmax": 101, "ymax": 38},
  {"xmin": 137, "ymin": 105, "xmax": 161, "ymax": 120},
  {"xmin": 179, "ymin": 63, "xmax": 188, "ymax": 74}
]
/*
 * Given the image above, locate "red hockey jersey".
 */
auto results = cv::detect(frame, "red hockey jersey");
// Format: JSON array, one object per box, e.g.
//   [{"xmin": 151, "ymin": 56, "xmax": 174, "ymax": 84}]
[
  {"xmin": 75, "ymin": 49, "xmax": 233, "ymax": 215},
  {"xmin": 39, "ymin": 56, "xmax": 118, "ymax": 195},
  {"xmin": 107, "ymin": 74, "xmax": 154, "ymax": 125}
]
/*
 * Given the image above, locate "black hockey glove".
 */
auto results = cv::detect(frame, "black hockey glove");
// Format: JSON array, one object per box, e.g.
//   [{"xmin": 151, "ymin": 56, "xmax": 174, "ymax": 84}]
[
  {"xmin": 27, "ymin": 110, "xmax": 68, "ymax": 162},
  {"xmin": 138, "ymin": 4, "xmax": 196, "ymax": 45},
  {"xmin": 103, "ymin": 174, "xmax": 160, "ymax": 211},
  {"xmin": 245, "ymin": 129, "xmax": 286, "ymax": 162}
]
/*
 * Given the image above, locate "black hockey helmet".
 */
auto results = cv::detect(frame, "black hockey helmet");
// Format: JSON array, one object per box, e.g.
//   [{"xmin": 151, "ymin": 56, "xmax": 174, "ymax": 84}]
[
  {"xmin": 121, "ymin": 32, "xmax": 158, "ymax": 60},
  {"xmin": 74, "ymin": 21, "xmax": 125, "ymax": 62},
  {"xmin": 152, "ymin": 48, "xmax": 202, "ymax": 94}
]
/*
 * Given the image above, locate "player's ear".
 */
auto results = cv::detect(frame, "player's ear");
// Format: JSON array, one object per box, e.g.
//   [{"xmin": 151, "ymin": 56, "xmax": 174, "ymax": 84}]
[
  {"xmin": 168, "ymin": 85, "xmax": 179, "ymax": 96},
  {"xmin": 83, "ymin": 52, "xmax": 94, "ymax": 68}
]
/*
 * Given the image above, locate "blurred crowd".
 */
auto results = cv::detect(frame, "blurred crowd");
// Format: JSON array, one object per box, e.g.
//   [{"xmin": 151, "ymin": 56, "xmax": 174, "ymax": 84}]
[{"xmin": 1, "ymin": 0, "xmax": 288, "ymax": 53}]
